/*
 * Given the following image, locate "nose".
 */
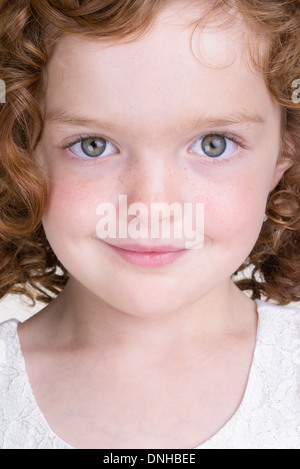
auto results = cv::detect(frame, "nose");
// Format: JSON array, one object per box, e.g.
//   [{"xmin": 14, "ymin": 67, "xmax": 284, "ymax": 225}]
[
  {"xmin": 121, "ymin": 150, "xmax": 183, "ymax": 209},
  {"xmin": 114, "ymin": 152, "xmax": 193, "ymax": 244}
]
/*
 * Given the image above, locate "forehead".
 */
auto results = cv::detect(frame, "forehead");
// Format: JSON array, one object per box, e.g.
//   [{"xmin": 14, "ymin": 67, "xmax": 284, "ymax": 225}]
[{"xmin": 43, "ymin": 3, "xmax": 276, "ymax": 133}]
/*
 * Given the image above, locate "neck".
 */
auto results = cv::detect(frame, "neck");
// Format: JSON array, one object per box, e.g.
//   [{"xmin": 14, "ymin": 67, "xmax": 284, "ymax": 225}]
[{"xmin": 45, "ymin": 277, "xmax": 256, "ymax": 356}]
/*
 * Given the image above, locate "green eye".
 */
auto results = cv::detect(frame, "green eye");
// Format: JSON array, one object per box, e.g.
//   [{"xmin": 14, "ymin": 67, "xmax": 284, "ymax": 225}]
[
  {"xmin": 201, "ymin": 135, "xmax": 226, "ymax": 158},
  {"xmin": 189, "ymin": 133, "xmax": 238, "ymax": 160},
  {"xmin": 68, "ymin": 136, "xmax": 119, "ymax": 159},
  {"xmin": 81, "ymin": 137, "xmax": 107, "ymax": 157}
]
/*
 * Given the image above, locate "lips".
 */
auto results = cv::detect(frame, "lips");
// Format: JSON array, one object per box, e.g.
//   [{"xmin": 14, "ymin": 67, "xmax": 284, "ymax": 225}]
[
  {"xmin": 111, "ymin": 243, "xmax": 185, "ymax": 253},
  {"xmin": 105, "ymin": 242, "xmax": 187, "ymax": 267}
]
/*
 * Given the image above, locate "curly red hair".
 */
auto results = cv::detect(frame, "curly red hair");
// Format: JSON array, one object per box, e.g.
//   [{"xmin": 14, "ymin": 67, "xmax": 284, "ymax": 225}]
[{"xmin": 0, "ymin": 0, "xmax": 299, "ymax": 307}]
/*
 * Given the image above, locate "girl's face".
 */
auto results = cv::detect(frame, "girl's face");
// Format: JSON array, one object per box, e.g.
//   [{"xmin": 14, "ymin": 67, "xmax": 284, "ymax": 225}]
[{"xmin": 37, "ymin": 3, "xmax": 290, "ymax": 317}]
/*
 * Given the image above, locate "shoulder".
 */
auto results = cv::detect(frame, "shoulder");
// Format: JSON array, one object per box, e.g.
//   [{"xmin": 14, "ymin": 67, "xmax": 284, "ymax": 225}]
[
  {"xmin": 0, "ymin": 318, "xmax": 19, "ymax": 338},
  {"xmin": 255, "ymin": 299, "xmax": 300, "ymax": 348},
  {"xmin": 0, "ymin": 318, "xmax": 20, "ymax": 367},
  {"xmin": 254, "ymin": 299, "xmax": 300, "ymax": 384},
  {"xmin": 0, "ymin": 319, "xmax": 25, "ymax": 448},
  {"xmin": 246, "ymin": 300, "xmax": 300, "ymax": 448},
  {"xmin": 0, "ymin": 318, "xmax": 23, "ymax": 389},
  {"xmin": 256, "ymin": 298, "xmax": 300, "ymax": 320},
  {"xmin": 0, "ymin": 318, "xmax": 70, "ymax": 449}
]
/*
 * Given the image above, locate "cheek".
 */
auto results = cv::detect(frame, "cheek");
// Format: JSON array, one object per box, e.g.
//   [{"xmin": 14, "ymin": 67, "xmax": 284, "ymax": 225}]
[
  {"xmin": 204, "ymin": 174, "xmax": 269, "ymax": 248},
  {"xmin": 42, "ymin": 176, "xmax": 109, "ymax": 245}
]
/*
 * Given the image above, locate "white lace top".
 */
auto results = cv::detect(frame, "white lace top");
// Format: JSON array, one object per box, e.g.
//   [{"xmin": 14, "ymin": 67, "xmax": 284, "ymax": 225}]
[{"xmin": 0, "ymin": 299, "xmax": 300, "ymax": 449}]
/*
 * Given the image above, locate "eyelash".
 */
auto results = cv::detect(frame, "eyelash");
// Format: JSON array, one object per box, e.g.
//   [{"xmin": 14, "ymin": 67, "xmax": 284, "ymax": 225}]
[
  {"xmin": 191, "ymin": 131, "xmax": 247, "ymax": 166},
  {"xmin": 59, "ymin": 134, "xmax": 119, "ymax": 165},
  {"xmin": 59, "ymin": 131, "xmax": 248, "ymax": 166}
]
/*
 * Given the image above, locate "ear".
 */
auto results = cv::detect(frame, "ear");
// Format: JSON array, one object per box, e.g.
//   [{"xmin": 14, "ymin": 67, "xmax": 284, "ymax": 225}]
[{"xmin": 269, "ymin": 156, "xmax": 293, "ymax": 192}]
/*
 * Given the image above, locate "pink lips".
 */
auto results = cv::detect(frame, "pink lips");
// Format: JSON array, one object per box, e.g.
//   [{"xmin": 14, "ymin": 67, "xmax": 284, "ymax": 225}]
[{"xmin": 107, "ymin": 243, "xmax": 187, "ymax": 267}]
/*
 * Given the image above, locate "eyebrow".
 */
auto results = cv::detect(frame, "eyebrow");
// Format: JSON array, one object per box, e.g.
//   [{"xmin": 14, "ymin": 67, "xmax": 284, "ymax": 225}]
[{"xmin": 44, "ymin": 109, "xmax": 265, "ymax": 134}]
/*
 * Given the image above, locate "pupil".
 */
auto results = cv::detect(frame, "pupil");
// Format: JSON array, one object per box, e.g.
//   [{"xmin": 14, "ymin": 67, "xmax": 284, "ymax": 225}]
[{"xmin": 202, "ymin": 135, "xmax": 226, "ymax": 157}]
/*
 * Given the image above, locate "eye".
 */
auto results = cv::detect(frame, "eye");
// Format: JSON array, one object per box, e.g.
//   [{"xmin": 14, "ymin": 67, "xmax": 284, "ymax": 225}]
[
  {"xmin": 189, "ymin": 134, "xmax": 238, "ymax": 159},
  {"xmin": 69, "ymin": 136, "xmax": 118, "ymax": 159}
]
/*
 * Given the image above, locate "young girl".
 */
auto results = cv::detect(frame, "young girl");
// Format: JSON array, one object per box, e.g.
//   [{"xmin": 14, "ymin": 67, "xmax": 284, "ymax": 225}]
[{"xmin": 0, "ymin": 0, "xmax": 299, "ymax": 450}]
